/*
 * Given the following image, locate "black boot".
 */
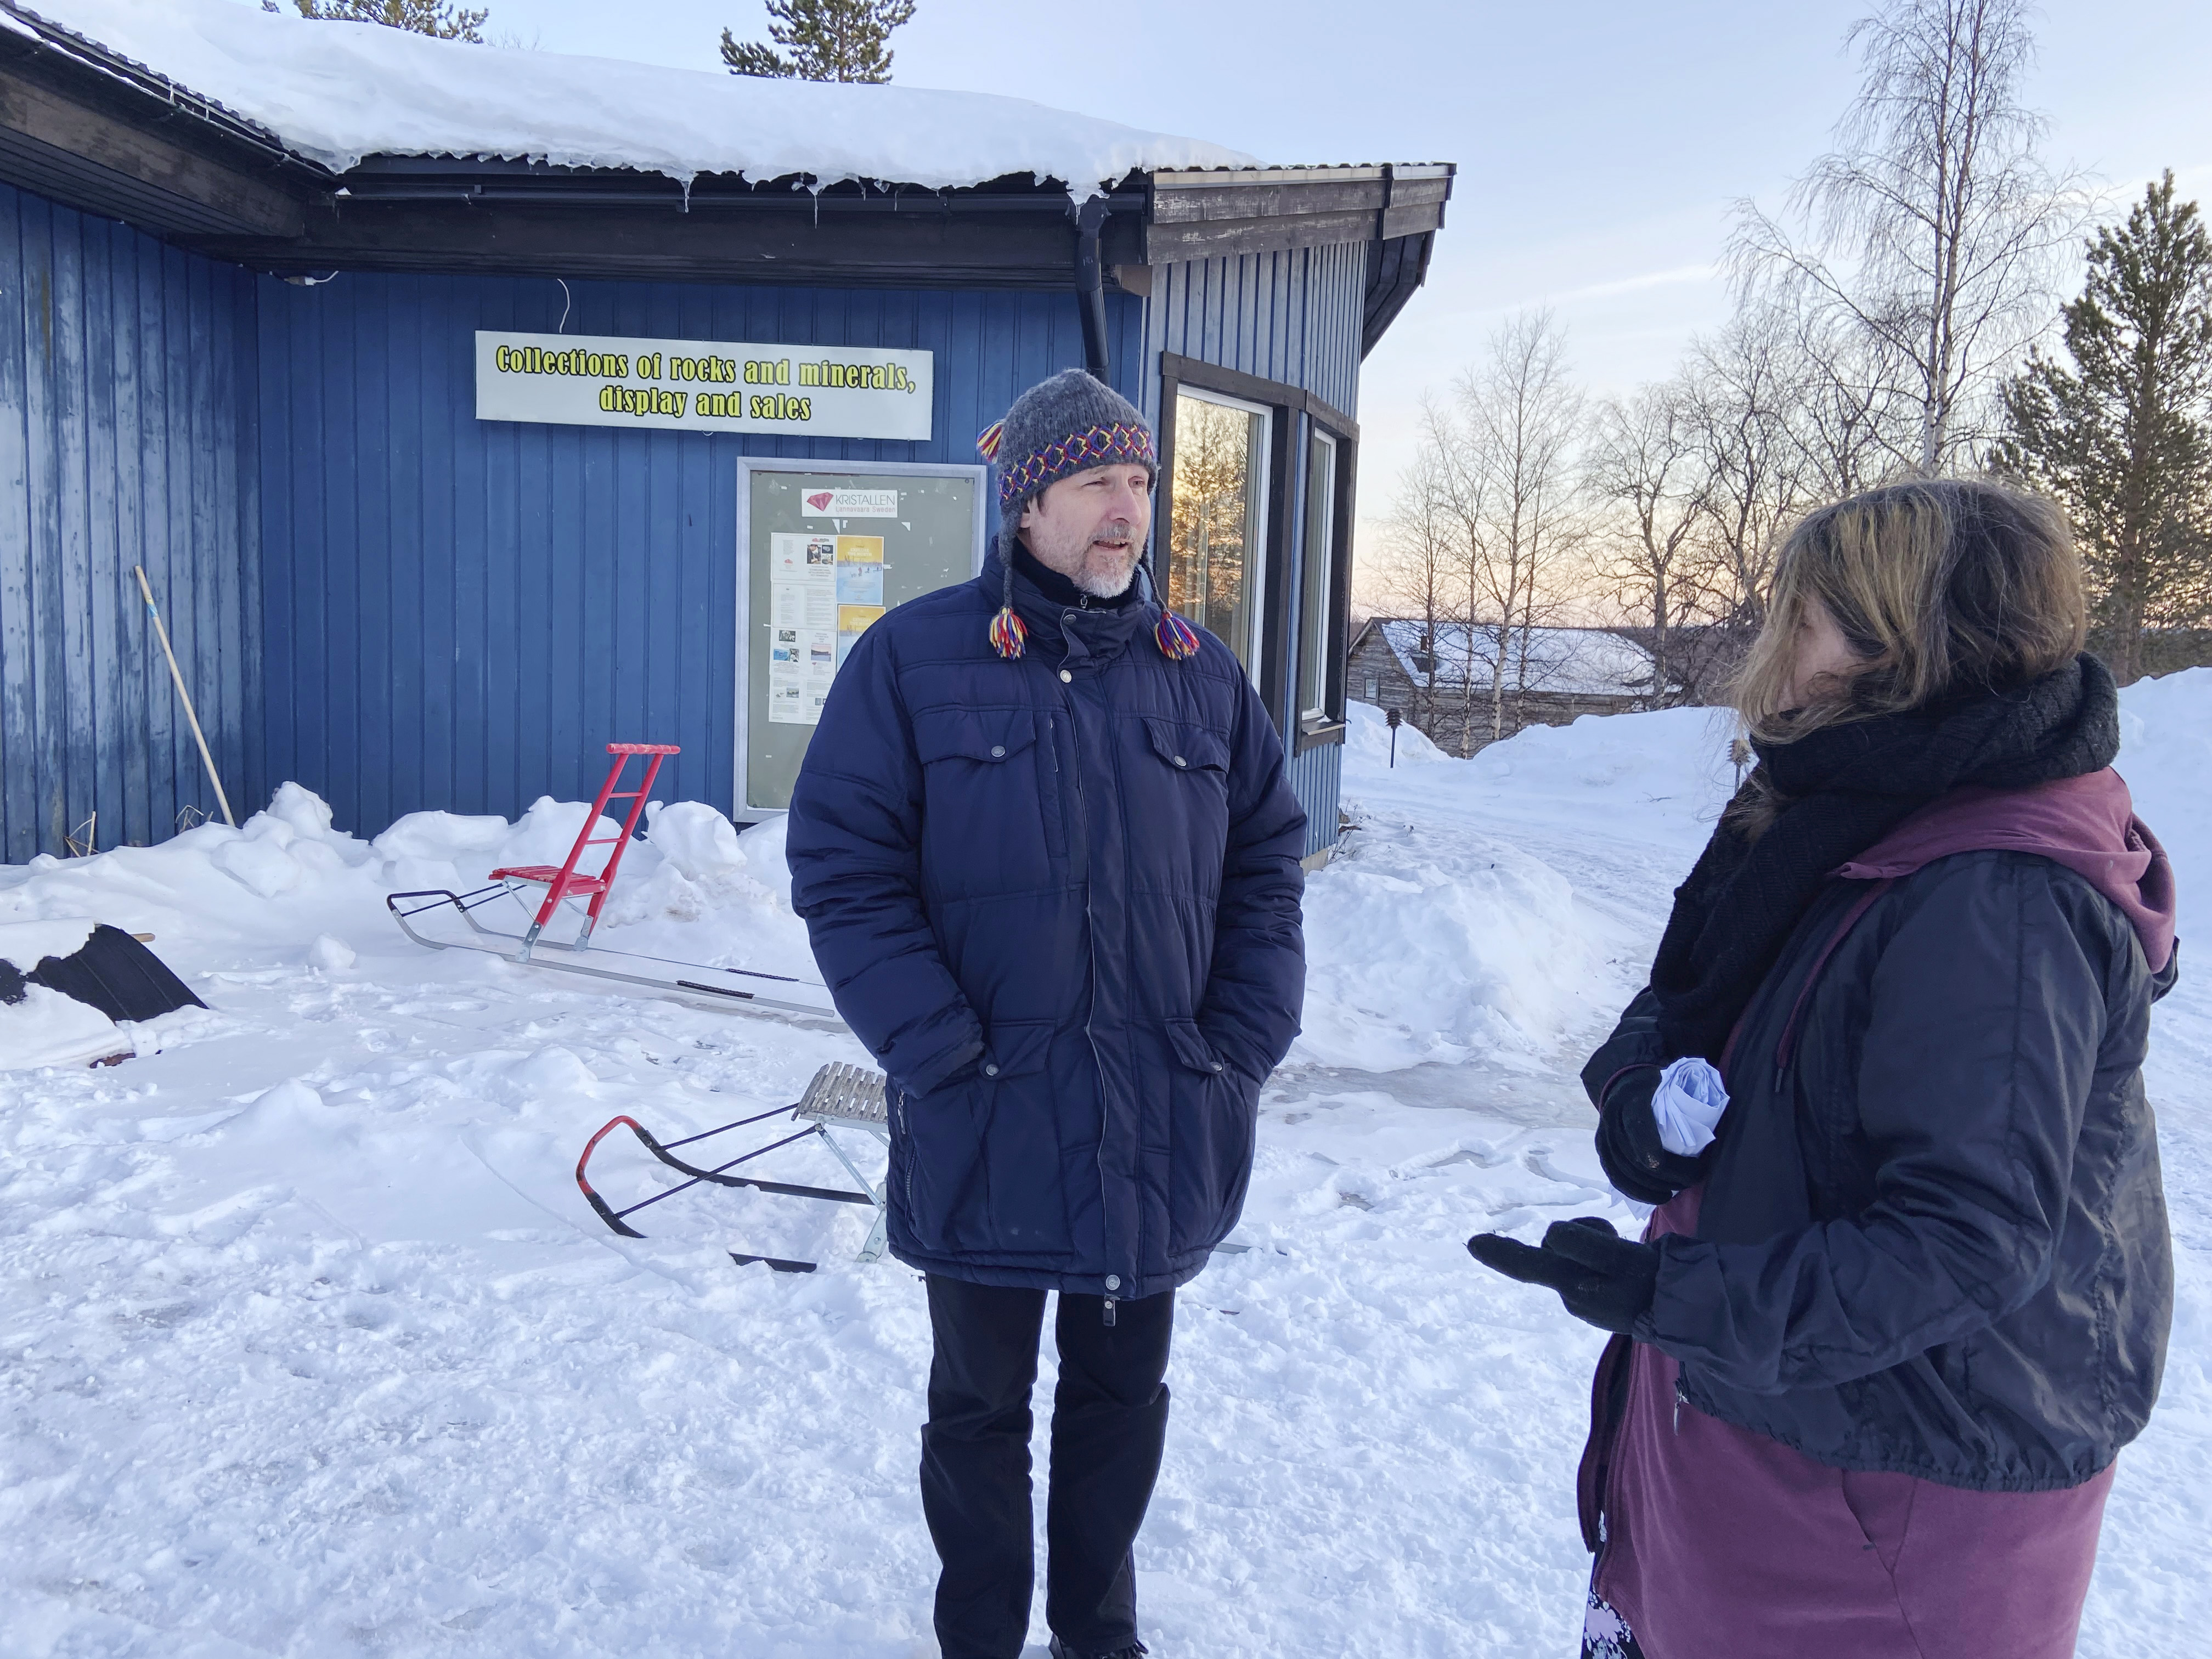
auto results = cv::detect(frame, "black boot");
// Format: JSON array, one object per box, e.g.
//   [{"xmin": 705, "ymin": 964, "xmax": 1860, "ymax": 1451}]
[{"xmin": 1049, "ymin": 1639, "xmax": 1149, "ymax": 1659}]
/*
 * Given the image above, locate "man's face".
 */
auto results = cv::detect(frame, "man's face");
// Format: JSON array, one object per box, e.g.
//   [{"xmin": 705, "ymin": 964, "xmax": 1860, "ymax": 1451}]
[{"xmin": 1018, "ymin": 463, "xmax": 1154, "ymax": 599}]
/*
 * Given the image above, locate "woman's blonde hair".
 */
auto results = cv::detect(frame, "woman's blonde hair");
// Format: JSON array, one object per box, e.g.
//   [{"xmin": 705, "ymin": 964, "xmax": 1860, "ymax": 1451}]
[{"xmin": 1734, "ymin": 478, "xmax": 2087, "ymax": 743}]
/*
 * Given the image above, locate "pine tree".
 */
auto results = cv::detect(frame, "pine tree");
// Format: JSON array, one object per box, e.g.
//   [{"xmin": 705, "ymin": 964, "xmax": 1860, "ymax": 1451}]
[
  {"xmin": 719, "ymin": 0, "xmax": 916, "ymax": 83},
  {"xmin": 267, "ymin": 0, "xmax": 489, "ymax": 43},
  {"xmin": 1994, "ymin": 172, "xmax": 2212, "ymax": 682}
]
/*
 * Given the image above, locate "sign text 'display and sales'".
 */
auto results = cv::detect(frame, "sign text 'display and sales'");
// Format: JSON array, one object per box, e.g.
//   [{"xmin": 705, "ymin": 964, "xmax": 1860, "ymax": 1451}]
[{"xmin": 474, "ymin": 331, "xmax": 933, "ymax": 441}]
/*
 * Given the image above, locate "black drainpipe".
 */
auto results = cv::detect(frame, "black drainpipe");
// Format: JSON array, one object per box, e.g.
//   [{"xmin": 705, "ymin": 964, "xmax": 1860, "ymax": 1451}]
[{"xmin": 1075, "ymin": 195, "xmax": 1111, "ymax": 381}]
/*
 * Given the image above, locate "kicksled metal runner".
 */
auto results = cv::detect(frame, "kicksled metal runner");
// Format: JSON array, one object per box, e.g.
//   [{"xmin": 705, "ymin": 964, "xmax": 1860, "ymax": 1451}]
[{"xmin": 574, "ymin": 1062, "xmax": 893, "ymax": 1274}]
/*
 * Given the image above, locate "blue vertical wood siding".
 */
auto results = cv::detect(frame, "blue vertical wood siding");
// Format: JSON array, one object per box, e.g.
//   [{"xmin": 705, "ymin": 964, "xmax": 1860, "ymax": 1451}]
[
  {"xmin": 255, "ymin": 272, "xmax": 1143, "ymax": 832},
  {"xmin": 0, "ymin": 181, "xmax": 259, "ymax": 861},
  {"xmin": 0, "ymin": 178, "xmax": 1365, "ymax": 862},
  {"xmin": 1285, "ymin": 738, "xmax": 1342, "ymax": 859},
  {"xmin": 1139, "ymin": 240, "xmax": 1368, "ymax": 859},
  {"xmin": 1139, "ymin": 241, "xmax": 1365, "ymax": 422}
]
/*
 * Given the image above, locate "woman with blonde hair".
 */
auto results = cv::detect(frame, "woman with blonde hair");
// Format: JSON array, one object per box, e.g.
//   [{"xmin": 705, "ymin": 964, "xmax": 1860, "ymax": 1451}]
[{"xmin": 1471, "ymin": 478, "xmax": 2177, "ymax": 1657}]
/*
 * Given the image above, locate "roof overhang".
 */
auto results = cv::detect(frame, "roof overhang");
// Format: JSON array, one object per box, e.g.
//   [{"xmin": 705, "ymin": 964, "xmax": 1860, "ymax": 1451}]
[{"xmin": 0, "ymin": 2, "xmax": 1450, "ymax": 335}]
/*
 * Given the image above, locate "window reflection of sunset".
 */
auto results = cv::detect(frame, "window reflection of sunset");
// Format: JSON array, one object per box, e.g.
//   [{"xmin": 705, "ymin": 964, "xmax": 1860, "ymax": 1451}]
[{"xmin": 1168, "ymin": 391, "xmax": 1267, "ymax": 670}]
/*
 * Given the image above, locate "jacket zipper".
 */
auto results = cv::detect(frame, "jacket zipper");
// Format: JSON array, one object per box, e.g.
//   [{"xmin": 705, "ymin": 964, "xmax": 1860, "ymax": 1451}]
[
  {"xmin": 1059, "ymin": 663, "xmax": 1121, "ymax": 1323},
  {"xmin": 897, "ymin": 1085, "xmax": 915, "ymax": 1212}
]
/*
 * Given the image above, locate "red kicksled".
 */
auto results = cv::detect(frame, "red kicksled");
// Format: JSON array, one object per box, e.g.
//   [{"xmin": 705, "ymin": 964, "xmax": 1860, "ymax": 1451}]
[{"xmin": 384, "ymin": 742, "xmax": 842, "ymax": 1026}]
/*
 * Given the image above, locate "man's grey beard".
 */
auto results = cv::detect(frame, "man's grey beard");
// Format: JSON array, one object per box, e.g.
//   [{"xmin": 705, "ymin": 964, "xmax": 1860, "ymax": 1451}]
[
  {"xmin": 1072, "ymin": 549, "xmax": 1138, "ymax": 599},
  {"xmin": 1070, "ymin": 522, "xmax": 1141, "ymax": 598}
]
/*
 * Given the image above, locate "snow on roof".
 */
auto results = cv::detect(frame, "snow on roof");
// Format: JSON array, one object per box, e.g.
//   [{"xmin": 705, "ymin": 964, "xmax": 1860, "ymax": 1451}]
[
  {"xmin": 14, "ymin": 0, "xmax": 1260, "ymax": 190},
  {"xmin": 1369, "ymin": 620, "xmax": 1660, "ymax": 697}
]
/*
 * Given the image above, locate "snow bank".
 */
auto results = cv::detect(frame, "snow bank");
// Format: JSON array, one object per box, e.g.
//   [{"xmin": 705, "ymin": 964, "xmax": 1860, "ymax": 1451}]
[
  {"xmin": 0, "ymin": 780, "xmax": 814, "ymax": 1073},
  {"xmin": 1304, "ymin": 669, "xmax": 2209, "ymax": 1077},
  {"xmin": 1295, "ymin": 702, "xmax": 1731, "ymax": 1073},
  {"xmin": 20, "ymin": 0, "xmax": 1259, "ymax": 188}
]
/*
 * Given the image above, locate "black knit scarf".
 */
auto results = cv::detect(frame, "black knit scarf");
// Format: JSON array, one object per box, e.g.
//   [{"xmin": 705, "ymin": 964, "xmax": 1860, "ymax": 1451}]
[{"xmin": 1650, "ymin": 653, "xmax": 2121, "ymax": 1062}]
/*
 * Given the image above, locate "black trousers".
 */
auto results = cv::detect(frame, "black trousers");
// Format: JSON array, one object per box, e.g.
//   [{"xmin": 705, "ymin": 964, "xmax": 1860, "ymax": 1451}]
[{"xmin": 921, "ymin": 1275, "xmax": 1175, "ymax": 1659}]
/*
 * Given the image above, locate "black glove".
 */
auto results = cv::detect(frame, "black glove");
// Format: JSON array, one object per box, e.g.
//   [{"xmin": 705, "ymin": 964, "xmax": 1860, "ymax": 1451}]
[
  {"xmin": 1594, "ymin": 1065, "xmax": 1706, "ymax": 1205},
  {"xmin": 1466, "ymin": 1216, "xmax": 1661, "ymax": 1336}
]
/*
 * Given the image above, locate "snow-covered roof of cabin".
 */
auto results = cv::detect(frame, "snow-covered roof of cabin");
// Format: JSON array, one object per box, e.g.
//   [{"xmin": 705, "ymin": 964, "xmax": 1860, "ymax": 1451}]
[
  {"xmin": 9, "ymin": 0, "xmax": 1260, "ymax": 190},
  {"xmin": 1366, "ymin": 620, "xmax": 1660, "ymax": 697}
]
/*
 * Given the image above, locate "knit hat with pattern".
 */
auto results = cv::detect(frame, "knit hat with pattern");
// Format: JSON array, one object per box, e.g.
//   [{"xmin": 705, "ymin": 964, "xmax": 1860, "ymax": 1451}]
[{"xmin": 977, "ymin": 369, "xmax": 1157, "ymax": 549}]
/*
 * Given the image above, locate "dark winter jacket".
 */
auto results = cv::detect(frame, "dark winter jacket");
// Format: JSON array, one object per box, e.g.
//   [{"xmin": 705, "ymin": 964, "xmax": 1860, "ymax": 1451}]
[
  {"xmin": 1585, "ymin": 769, "xmax": 2176, "ymax": 1491},
  {"xmin": 785, "ymin": 544, "xmax": 1308, "ymax": 1299}
]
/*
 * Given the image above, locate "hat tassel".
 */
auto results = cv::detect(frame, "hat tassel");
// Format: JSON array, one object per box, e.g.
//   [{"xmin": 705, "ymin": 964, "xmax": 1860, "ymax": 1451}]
[
  {"xmin": 989, "ymin": 554, "xmax": 1027, "ymax": 659},
  {"xmin": 1141, "ymin": 560, "xmax": 1199, "ymax": 661},
  {"xmin": 1154, "ymin": 610, "xmax": 1200, "ymax": 660}
]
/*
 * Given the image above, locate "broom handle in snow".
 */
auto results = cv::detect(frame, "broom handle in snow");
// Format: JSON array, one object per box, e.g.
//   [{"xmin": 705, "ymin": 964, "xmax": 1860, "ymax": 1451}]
[{"xmin": 134, "ymin": 565, "xmax": 235, "ymax": 827}]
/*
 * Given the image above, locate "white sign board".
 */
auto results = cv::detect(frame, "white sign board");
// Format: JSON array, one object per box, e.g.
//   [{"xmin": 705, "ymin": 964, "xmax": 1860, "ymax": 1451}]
[{"xmin": 475, "ymin": 330, "xmax": 932, "ymax": 441}]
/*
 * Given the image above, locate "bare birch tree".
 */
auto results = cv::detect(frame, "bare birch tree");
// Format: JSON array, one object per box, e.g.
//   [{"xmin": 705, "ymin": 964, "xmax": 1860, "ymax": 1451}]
[
  {"xmin": 1372, "ymin": 443, "xmax": 1464, "ymax": 732},
  {"xmin": 1731, "ymin": 0, "xmax": 2081, "ymax": 473},
  {"xmin": 1675, "ymin": 310, "xmax": 1820, "ymax": 698},
  {"xmin": 1441, "ymin": 311, "xmax": 1589, "ymax": 747},
  {"xmin": 1589, "ymin": 379, "xmax": 1708, "ymax": 706}
]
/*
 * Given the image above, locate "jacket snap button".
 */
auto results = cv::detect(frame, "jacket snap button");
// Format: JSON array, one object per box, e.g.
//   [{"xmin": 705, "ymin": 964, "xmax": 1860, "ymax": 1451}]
[
  {"xmin": 1211, "ymin": 1060, "xmax": 1224, "ymax": 1071},
  {"xmin": 983, "ymin": 1062, "xmax": 999, "ymax": 1077},
  {"xmin": 990, "ymin": 744, "xmax": 1006, "ymax": 758},
  {"xmin": 1105, "ymin": 1275, "xmax": 1120, "ymax": 1290},
  {"xmin": 1059, "ymin": 669, "xmax": 1073, "ymax": 683},
  {"xmin": 1173, "ymin": 755, "xmax": 1187, "ymax": 768}
]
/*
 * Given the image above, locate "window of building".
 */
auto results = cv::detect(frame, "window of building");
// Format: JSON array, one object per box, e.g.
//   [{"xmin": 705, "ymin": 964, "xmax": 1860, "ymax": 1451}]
[
  {"xmin": 1296, "ymin": 427, "xmax": 1338, "ymax": 722},
  {"xmin": 1165, "ymin": 387, "xmax": 1271, "ymax": 680}
]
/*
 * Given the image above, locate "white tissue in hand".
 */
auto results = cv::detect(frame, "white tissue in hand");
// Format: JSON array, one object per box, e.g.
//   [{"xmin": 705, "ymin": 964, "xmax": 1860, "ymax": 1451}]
[{"xmin": 1652, "ymin": 1056, "xmax": 1729, "ymax": 1156}]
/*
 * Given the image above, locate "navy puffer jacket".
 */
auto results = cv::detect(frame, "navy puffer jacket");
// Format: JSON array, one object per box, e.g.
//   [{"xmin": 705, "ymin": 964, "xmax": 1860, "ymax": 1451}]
[{"xmin": 786, "ymin": 545, "xmax": 1308, "ymax": 1299}]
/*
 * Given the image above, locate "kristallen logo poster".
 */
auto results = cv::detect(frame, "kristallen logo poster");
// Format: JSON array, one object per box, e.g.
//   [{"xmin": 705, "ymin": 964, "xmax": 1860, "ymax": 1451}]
[
  {"xmin": 802, "ymin": 488, "xmax": 900, "ymax": 518},
  {"xmin": 475, "ymin": 332, "xmax": 932, "ymax": 441}
]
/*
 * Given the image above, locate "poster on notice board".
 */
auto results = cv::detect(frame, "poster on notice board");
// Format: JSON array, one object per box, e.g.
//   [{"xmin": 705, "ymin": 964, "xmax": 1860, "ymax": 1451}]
[{"xmin": 765, "ymin": 534, "xmax": 887, "ymax": 725}]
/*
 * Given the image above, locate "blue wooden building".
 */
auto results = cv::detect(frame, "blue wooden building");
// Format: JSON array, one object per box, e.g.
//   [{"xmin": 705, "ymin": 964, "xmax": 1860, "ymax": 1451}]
[{"xmin": 0, "ymin": 1, "xmax": 1451, "ymax": 867}]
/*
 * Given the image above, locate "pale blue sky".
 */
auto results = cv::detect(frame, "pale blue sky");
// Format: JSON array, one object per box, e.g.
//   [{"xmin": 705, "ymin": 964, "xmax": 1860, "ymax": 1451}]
[{"xmin": 252, "ymin": 0, "xmax": 2212, "ymax": 527}]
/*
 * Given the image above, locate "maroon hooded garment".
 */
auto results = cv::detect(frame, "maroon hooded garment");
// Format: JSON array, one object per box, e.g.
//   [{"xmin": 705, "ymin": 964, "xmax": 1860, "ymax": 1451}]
[{"xmin": 1593, "ymin": 768, "xmax": 2175, "ymax": 1659}]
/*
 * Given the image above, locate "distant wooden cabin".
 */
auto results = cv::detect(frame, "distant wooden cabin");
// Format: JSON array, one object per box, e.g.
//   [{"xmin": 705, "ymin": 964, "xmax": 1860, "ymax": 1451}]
[{"xmin": 1347, "ymin": 619, "xmax": 1663, "ymax": 755}]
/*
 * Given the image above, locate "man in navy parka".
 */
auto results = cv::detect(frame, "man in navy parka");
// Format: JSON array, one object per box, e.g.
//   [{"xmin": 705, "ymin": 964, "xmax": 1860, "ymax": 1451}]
[{"xmin": 786, "ymin": 369, "xmax": 1307, "ymax": 1659}]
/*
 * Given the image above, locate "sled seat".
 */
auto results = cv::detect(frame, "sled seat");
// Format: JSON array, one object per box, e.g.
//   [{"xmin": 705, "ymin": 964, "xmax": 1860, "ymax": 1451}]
[
  {"xmin": 492, "ymin": 864, "xmax": 610, "ymax": 895},
  {"xmin": 794, "ymin": 1061, "xmax": 889, "ymax": 1135}
]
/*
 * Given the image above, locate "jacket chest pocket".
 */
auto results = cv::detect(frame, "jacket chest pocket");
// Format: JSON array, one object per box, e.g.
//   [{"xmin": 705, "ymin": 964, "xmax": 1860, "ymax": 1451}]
[
  {"xmin": 1139, "ymin": 715, "xmax": 1232, "ymax": 859},
  {"xmin": 911, "ymin": 709, "xmax": 1056, "ymax": 895}
]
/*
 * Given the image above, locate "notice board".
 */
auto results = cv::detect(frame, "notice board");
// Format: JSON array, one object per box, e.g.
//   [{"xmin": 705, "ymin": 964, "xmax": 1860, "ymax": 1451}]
[{"xmin": 739, "ymin": 461, "xmax": 986, "ymax": 813}]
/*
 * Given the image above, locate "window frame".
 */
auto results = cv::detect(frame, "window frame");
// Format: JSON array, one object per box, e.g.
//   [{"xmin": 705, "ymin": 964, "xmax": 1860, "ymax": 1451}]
[
  {"xmin": 1297, "ymin": 426, "xmax": 1340, "ymax": 724},
  {"xmin": 1155, "ymin": 353, "xmax": 1358, "ymax": 747},
  {"xmin": 1160, "ymin": 382, "xmax": 1274, "ymax": 687}
]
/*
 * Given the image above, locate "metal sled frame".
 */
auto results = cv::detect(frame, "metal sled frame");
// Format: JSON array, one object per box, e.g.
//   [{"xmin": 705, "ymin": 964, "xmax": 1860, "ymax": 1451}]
[
  {"xmin": 386, "ymin": 882, "xmax": 844, "ymax": 1026},
  {"xmin": 574, "ymin": 1063, "xmax": 891, "ymax": 1273}
]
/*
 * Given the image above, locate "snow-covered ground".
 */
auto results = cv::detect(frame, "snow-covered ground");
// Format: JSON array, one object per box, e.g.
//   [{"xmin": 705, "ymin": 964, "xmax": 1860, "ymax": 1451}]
[{"xmin": 3, "ymin": 675, "xmax": 2206, "ymax": 1657}]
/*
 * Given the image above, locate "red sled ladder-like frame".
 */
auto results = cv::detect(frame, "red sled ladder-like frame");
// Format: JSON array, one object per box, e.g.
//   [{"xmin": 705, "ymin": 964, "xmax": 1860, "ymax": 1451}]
[{"xmin": 492, "ymin": 743, "xmax": 676, "ymax": 959}]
